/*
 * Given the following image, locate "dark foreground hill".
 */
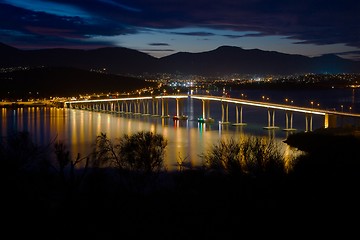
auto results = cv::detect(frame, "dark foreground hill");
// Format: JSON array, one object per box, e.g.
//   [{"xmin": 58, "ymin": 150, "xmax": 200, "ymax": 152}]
[
  {"xmin": 1, "ymin": 130, "xmax": 359, "ymax": 239},
  {"xmin": 0, "ymin": 66, "xmax": 156, "ymax": 99}
]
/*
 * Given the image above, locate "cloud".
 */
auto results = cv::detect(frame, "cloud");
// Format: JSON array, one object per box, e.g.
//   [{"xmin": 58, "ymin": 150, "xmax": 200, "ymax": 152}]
[
  {"xmin": 0, "ymin": 3, "xmax": 136, "ymax": 47},
  {"xmin": 222, "ymin": 34, "xmax": 244, "ymax": 39},
  {"xmin": 170, "ymin": 31, "xmax": 215, "ymax": 37},
  {"xmin": 1, "ymin": 0, "xmax": 360, "ymax": 50},
  {"xmin": 335, "ymin": 50, "xmax": 360, "ymax": 60},
  {"xmin": 98, "ymin": 0, "xmax": 141, "ymax": 12},
  {"xmin": 141, "ymin": 49, "xmax": 174, "ymax": 52},
  {"xmin": 148, "ymin": 43, "xmax": 170, "ymax": 46}
]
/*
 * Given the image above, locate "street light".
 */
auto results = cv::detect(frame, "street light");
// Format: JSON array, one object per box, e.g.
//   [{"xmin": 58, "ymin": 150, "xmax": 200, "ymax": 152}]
[
  {"xmin": 341, "ymin": 105, "xmax": 344, "ymax": 112},
  {"xmin": 310, "ymin": 101, "xmax": 314, "ymax": 108}
]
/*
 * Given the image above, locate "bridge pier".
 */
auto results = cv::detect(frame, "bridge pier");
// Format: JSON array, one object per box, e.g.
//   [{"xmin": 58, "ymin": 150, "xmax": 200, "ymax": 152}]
[
  {"xmin": 324, "ymin": 113, "xmax": 337, "ymax": 128},
  {"xmin": 173, "ymin": 98, "xmax": 188, "ymax": 120},
  {"xmin": 232, "ymin": 104, "xmax": 247, "ymax": 126},
  {"xmin": 125, "ymin": 101, "xmax": 131, "ymax": 114},
  {"xmin": 142, "ymin": 100, "xmax": 150, "ymax": 115},
  {"xmin": 161, "ymin": 98, "xmax": 169, "ymax": 118},
  {"xmin": 199, "ymin": 99, "xmax": 214, "ymax": 123},
  {"xmin": 175, "ymin": 98, "xmax": 180, "ymax": 117},
  {"xmin": 152, "ymin": 98, "xmax": 160, "ymax": 117},
  {"xmin": 283, "ymin": 111, "xmax": 296, "ymax": 131},
  {"xmin": 305, "ymin": 113, "xmax": 313, "ymax": 132},
  {"xmin": 134, "ymin": 100, "xmax": 141, "ymax": 115},
  {"xmin": 220, "ymin": 102, "xmax": 231, "ymax": 125},
  {"xmin": 264, "ymin": 109, "xmax": 279, "ymax": 130}
]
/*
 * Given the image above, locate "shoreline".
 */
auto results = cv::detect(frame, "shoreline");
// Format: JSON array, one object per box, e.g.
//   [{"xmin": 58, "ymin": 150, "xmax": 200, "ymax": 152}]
[{"xmin": 0, "ymin": 101, "xmax": 59, "ymax": 108}]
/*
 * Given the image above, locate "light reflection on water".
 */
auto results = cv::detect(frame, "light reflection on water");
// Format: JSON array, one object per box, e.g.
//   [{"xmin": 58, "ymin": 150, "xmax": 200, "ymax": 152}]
[{"xmin": 0, "ymin": 106, "xmax": 303, "ymax": 171}]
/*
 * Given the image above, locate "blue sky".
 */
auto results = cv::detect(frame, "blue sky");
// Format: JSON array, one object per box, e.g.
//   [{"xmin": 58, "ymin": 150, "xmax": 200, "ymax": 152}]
[{"xmin": 1, "ymin": 0, "xmax": 359, "ymax": 60}]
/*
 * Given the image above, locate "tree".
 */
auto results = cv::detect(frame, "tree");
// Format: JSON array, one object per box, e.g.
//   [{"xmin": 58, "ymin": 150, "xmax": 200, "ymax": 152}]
[{"xmin": 117, "ymin": 131, "xmax": 167, "ymax": 173}]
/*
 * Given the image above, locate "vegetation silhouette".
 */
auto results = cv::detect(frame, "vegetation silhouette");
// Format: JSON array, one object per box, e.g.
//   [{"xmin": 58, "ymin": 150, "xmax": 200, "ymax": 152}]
[
  {"xmin": 1, "ymin": 129, "xmax": 359, "ymax": 238},
  {"xmin": 202, "ymin": 136, "xmax": 286, "ymax": 177}
]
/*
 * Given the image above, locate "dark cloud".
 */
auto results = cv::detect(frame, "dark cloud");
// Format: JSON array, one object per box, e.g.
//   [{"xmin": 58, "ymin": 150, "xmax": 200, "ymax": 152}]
[
  {"xmin": 148, "ymin": 43, "xmax": 170, "ymax": 46},
  {"xmin": 0, "ymin": 2, "xmax": 136, "ymax": 48},
  {"xmin": 170, "ymin": 31, "xmax": 215, "ymax": 37},
  {"xmin": 223, "ymin": 35, "xmax": 244, "ymax": 39},
  {"xmin": 335, "ymin": 50, "xmax": 360, "ymax": 60},
  {"xmin": 141, "ymin": 49, "xmax": 174, "ymax": 52},
  {"xmin": 1, "ymin": 0, "xmax": 360, "ymax": 49}
]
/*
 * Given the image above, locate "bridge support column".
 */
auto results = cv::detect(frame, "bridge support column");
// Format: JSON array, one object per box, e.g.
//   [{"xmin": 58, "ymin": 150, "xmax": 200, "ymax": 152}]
[
  {"xmin": 176, "ymin": 98, "xmax": 180, "ymax": 117},
  {"xmin": 142, "ymin": 100, "xmax": 150, "ymax": 115},
  {"xmin": 152, "ymin": 98, "xmax": 160, "ymax": 117},
  {"xmin": 199, "ymin": 100, "xmax": 213, "ymax": 123},
  {"xmin": 283, "ymin": 111, "xmax": 296, "ymax": 131},
  {"xmin": 324, "ymin": 114, "xmax": 337, "ymax": 128},
  {"xmin": 221, "ymin": 102, "xmax": 230, "ymax": 124},
  {"xmin": 264, "ymin": 109, "xmax": 279, "ymax": 130},
  {"xmin": 232, "ymin": 104, "xmax": 247, "ymax": 126},
  {"xmin": 161, "ymin": 98, "xmax": 169, "ymax": 118},
  {"xmin": 125, "ymin": 101, "xmax": 131, "ymax": 114},
  {"xmin": 124, "ymin": 102, "xmax": 128, "ymax": 113},
  {"xmin": 202, "ymin": 100, "xmax": 206, "ymax": 119},
  {"xmin": 134, "ymin": 100, "xmax": 141, "ymax": 115},
  {"xmin": 120, "ymin": 102, "xmax": 124, "ymax": 113},
  {"xmin": 206, "ymin": 100, "xmax": 211, "ymax": 120},
  {"xmin": 305, "ymin": 113, "xmax": 313, "ymax": 132},
  {"xmin": 201, "ymin": 100, "xmax": 210, "ymax": 119},
  {"xmin": 173, "ymin": 98, "xmax": 187, "ymax": 119}
]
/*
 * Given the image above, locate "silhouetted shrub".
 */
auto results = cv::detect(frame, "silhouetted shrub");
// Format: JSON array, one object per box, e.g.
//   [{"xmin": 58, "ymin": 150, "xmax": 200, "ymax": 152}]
[
  {"xmin": 92, "ymin": 131, "xmax": 167, "ymax": 173},
  {"xmin": 203, "ymin": 136, "xmax": 286, "ymax": 177},
  {"xmin": 118, "ymin": 131, "xmax": 167, "ymax": 173},
  {"xmin": 91, "ymin": 132, "xmax": 119, "ymax": 168}
]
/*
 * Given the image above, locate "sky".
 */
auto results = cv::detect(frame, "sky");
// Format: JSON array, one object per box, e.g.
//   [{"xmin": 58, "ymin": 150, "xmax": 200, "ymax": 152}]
[{"xmin": 1, "ymin": 0, "xmax": 360, "ymax": 60}]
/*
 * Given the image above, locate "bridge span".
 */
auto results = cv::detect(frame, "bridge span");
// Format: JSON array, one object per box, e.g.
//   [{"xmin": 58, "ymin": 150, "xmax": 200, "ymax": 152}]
[{"xmin": 64, "ymin": 94, "xmax": 360, "ymax": 132}]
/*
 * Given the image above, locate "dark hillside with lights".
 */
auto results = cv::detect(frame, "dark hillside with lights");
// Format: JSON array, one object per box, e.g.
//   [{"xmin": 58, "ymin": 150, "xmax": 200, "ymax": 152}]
[{"xmin": 0, "ymin": 66, "xmax": 156, "ymax": 99}]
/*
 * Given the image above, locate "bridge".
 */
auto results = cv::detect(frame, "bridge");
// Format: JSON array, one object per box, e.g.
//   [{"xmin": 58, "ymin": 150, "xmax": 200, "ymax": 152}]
[{"xmin": 64, "ymin": 94, "xmax": 360, "ymax": 132}]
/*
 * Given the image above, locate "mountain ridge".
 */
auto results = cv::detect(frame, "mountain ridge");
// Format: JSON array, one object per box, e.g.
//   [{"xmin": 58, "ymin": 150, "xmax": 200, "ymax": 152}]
[{"xmin": 1, "ymin": 42, "xmax": 359, "ymax": 75}]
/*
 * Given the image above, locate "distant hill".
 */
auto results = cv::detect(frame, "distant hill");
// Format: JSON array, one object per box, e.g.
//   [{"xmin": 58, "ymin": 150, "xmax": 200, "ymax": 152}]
[
  {"xmin": 1, "ymin": 43, "xmax": 359, "ymax": 75},
  {"xmin": 159, "ymin": 46, "xmax": 313, "ymax": 75},
  {"xmin": 160, "ymin": 46, "xmax": 360, "ymax": 75},
  {"xmin": 0, "ymin": 44, "xmax": 158, "ymax": 74},
  {"xmin": 0, "ymin": 66, "xmax": 156, "ymax": 99}
]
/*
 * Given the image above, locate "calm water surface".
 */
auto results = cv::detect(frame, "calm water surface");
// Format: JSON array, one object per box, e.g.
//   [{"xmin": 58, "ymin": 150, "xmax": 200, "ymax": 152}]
[{"xmin": 1, "ymin": 88, "xmax": 359, "ymax": 170}]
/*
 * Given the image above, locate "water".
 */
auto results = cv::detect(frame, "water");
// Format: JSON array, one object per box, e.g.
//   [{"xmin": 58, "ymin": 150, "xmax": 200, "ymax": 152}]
[{"xmin": 1, "ymin": 88, "xmax": 359, "ymax": 170}]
